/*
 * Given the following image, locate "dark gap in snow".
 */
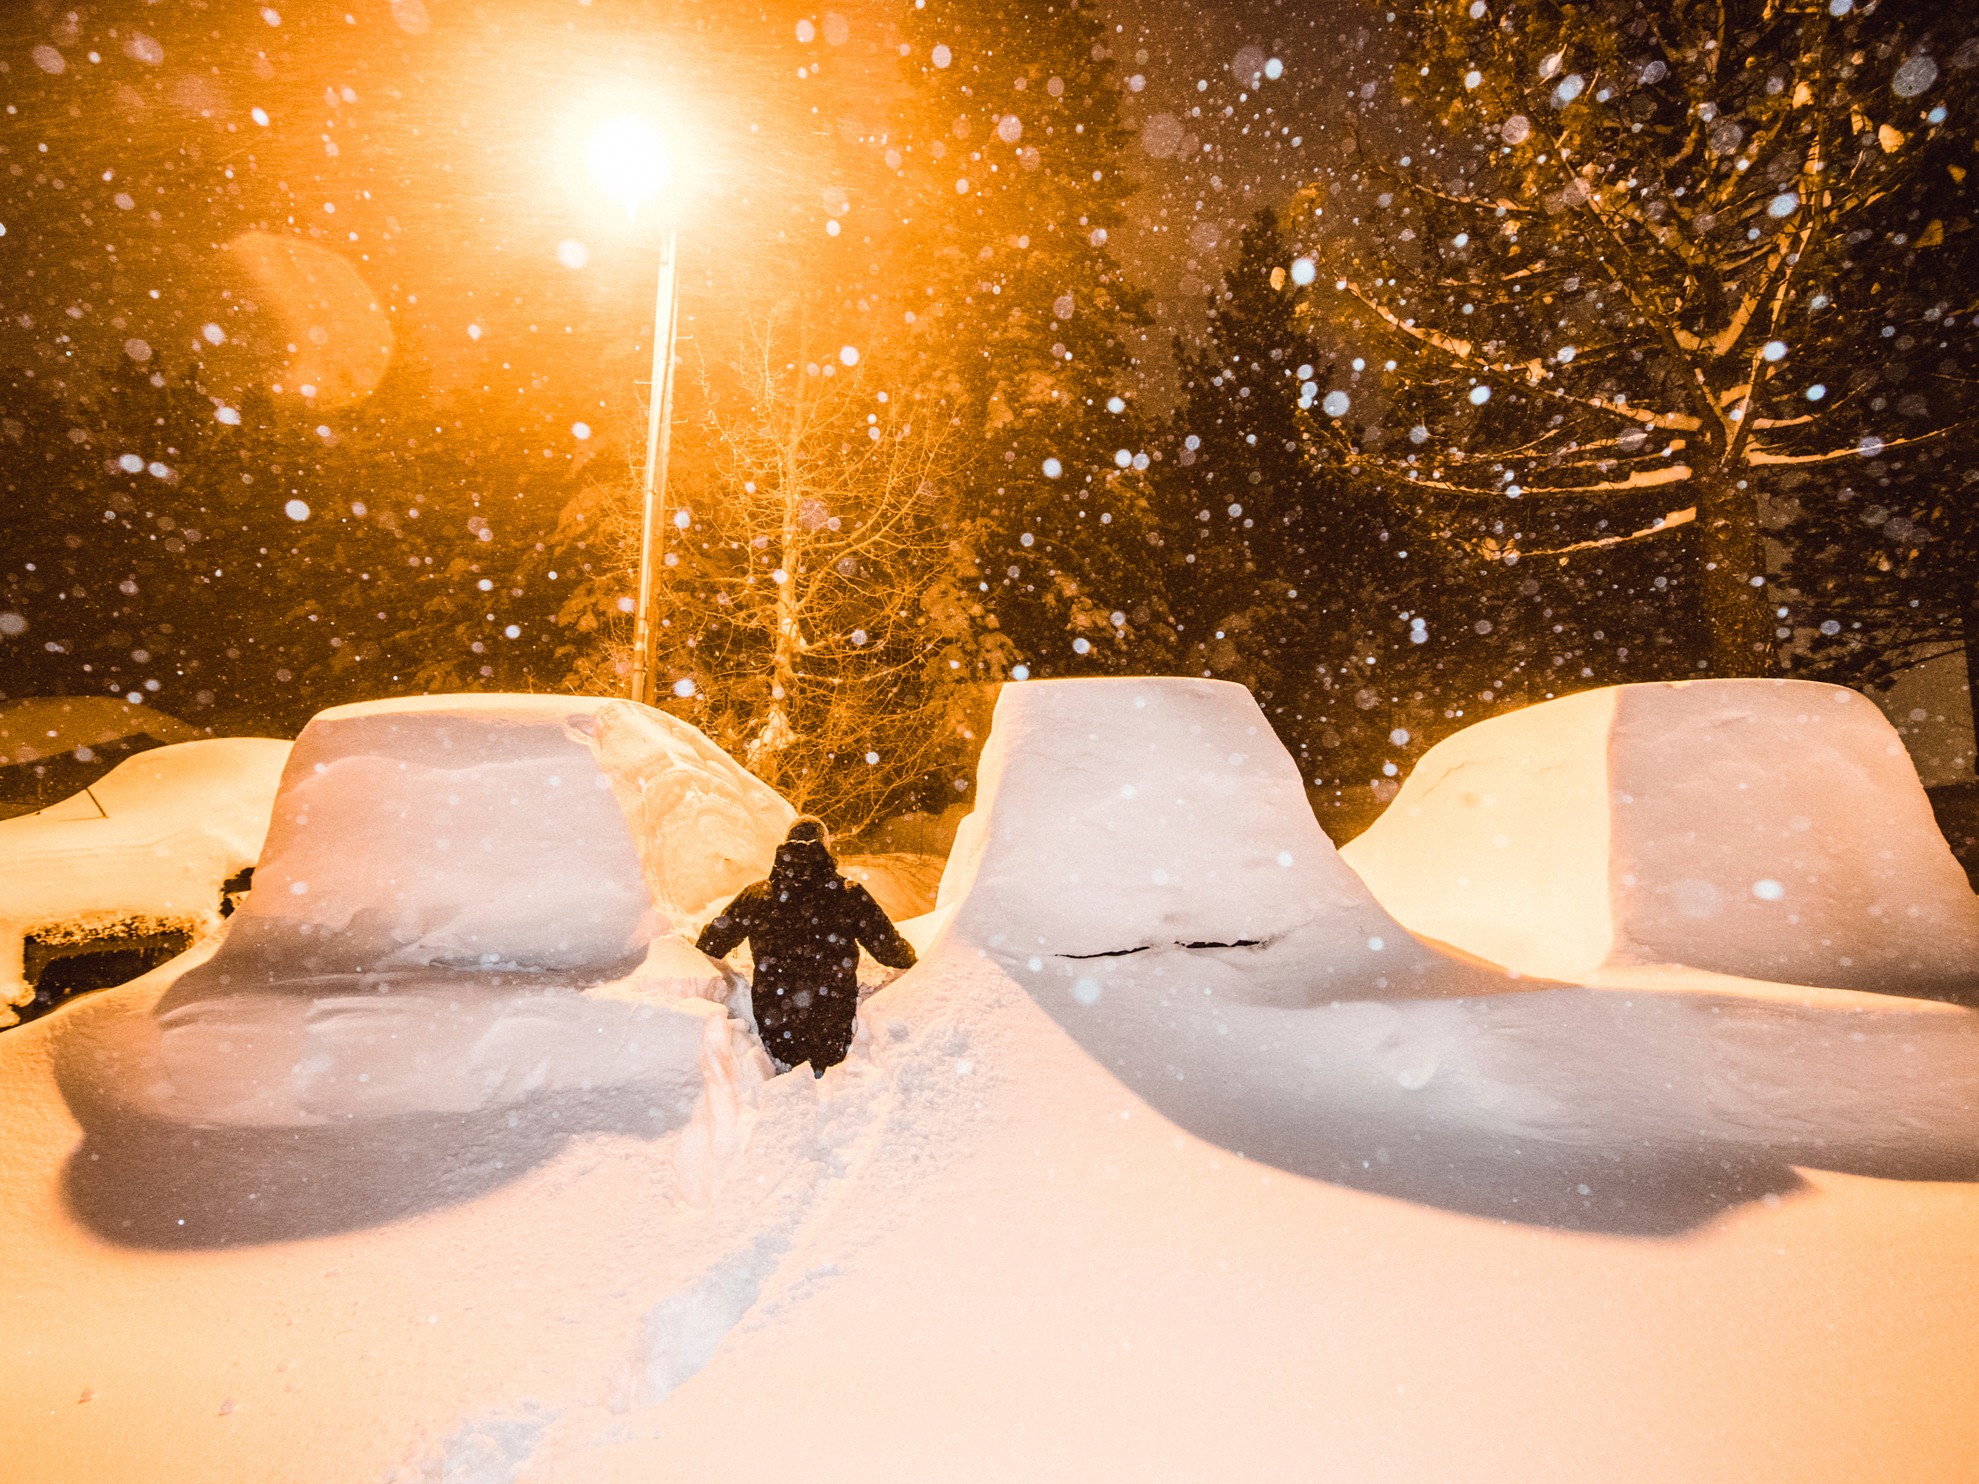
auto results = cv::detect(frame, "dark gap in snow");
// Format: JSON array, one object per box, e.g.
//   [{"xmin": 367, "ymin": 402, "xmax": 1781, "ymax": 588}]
[{"xmin": 1060, "ymin": 937, "xmax": 1267, "ymax": 960}]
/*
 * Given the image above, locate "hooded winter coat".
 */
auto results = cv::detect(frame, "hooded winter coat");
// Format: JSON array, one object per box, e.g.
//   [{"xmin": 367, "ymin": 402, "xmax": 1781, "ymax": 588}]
[{"xmin": 695, "ymin": 831, "xmax": 917, "ymax": 1073}]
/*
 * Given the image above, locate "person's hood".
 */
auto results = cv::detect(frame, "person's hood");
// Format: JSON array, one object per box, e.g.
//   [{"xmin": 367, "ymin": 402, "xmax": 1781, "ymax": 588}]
[{"xmin": 770, "ymin": 837, "xmax": 839, "ymax": 887}]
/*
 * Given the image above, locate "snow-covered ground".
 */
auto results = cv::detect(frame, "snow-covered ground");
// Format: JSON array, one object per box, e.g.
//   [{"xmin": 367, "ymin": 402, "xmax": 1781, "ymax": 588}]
[{"xmin": 3, "ymin": 679, "xmax": 1978, "ymax": 1482}]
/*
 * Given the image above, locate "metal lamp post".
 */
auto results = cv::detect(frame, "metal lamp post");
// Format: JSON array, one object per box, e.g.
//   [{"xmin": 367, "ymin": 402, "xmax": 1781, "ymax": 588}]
[{"xmin": 627, "ymin": 229, "xmax": 679, "ymax": 705}]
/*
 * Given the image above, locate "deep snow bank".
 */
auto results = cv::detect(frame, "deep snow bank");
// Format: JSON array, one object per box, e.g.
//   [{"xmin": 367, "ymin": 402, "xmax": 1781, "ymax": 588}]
[
  {"xmin": 1343, "ymin": 680, "xmax": 1979, "ymax": 998},
  {"xmin": 127, "ymin": 695, "xmax": 777, "ymax": 1134},
  {"xmin": 936, "ymin": 676, "xmax": 1523, "ymax": 999},
  {"xmin": 10, "ymin": 940, "xmax": 1979, "ymax": 1483},
  {"xmin": 931, "ymin": 679, "xmax": 1979, "ymax": 1201},
  {"xmin": 585, "ymin": 698, "xmax": 795, "ymax": 932},
  {"xmin": 0, "ymin": 737, "xmax": 290, "ymax": 1013},
  {"xmin": 73, "ymin": 937, "xmax": 755, "ymax": 1137}
]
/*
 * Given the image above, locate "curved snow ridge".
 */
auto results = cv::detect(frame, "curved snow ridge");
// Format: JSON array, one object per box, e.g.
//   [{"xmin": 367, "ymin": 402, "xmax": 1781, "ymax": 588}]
[
  {"xmin": 1013, "ymin": 943, "xmax": 1979, "ymax": 1204},
  {"xmin": 64, "ymin": 932, "xmax": 742, "ymax": 1131},
  {"xmin": 147, "ymin": 982, "xmax": 722, "ymax": 1128},
  {"xmin": 47, "ymin": 945, "xmax": 771, "ymax": 1249}
]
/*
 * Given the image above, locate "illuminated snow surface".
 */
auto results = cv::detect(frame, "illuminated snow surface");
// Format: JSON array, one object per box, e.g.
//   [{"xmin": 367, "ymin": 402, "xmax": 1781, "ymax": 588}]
[{"xmin": 5, "ymin": 680, "xmax": 1979, "ymax": 1482}]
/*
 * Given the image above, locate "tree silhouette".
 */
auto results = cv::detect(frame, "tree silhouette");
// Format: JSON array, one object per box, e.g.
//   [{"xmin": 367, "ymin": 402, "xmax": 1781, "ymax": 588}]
[{"xmin": 1287, "ymin": 0, "xmax": 1977, "ymax": 676}]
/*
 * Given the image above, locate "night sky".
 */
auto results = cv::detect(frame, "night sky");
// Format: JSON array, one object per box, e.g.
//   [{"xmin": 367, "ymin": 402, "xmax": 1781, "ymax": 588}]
[{"xmin": 0, "ymin": 0, "xmax": 1375, "ymax": 420}]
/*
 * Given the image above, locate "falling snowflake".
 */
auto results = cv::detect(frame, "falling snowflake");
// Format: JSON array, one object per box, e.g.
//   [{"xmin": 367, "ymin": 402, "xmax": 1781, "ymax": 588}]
[{"xmin": 1892, "ymin": 56, "xmax": 1938, "ymax": 97}]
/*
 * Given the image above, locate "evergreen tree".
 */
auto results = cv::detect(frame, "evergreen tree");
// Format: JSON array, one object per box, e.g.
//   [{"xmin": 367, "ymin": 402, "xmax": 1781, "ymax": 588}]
[
  {"xmin": 0, "ymin": 369, "xmax": 124, "ymax": 707},
  {"xmin": 1163, "ymin": 207, "xmax": 1452, "ymax": 836},
  {"xmin": 287, "ymin": 363, "xmax": 587, "ymax": 703},
  {"xmin": 1, "ymin": 341, "xmax": 597, "ymax": 734},
  {"xmin": 901, "ymin": 0, "xmax": 1173, "ymax": 676},
  {"xmin": 0, "ymin": 355, "xmax": 317, "ymax": 731},
  {"xmin": 1166, "ymin": 208, "xmax": 1321, "ymax": 696}
]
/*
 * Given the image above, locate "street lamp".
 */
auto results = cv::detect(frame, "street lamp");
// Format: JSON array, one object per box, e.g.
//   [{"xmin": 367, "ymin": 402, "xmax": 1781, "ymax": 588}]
[{"xmin": 585, "ymin": 113, "xmax": 678, "ymax": 706}]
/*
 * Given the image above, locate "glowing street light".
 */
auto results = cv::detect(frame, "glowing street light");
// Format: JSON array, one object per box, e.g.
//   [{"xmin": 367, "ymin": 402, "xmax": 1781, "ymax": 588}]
[
  {"xmin": 585, "ymin": 114, "xmax": 671, "ymax": 222},
  {"xmin": 585, "ymin": 111, "xmax": 679, "ymax": 706}
]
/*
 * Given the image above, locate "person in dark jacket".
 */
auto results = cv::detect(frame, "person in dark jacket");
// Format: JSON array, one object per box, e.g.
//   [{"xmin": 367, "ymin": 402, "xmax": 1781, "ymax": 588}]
[{"xmin": 695, "ymin": 817, "xmax": 917, "ymax": 1074}]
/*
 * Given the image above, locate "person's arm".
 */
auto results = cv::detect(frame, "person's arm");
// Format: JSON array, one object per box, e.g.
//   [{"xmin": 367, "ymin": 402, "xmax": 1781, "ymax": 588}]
[
  {"xmin": 848, "ymin": 884, "xmax": 918, "ymax": 970},
  {"xmin": 695, "ymin": 886, "xmax": 761, "ymax": 959}
]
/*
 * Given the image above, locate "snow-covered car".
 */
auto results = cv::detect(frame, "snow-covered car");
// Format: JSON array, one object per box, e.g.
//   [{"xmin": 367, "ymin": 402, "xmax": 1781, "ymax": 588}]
[
  {"xmin": 0, "ymin": 735, "xmax": 290, "ymax": 1027},
  {"xmin": 8, "ymin": 677, "xmax": 1979, "ymax": 1484},
  {"xmin": 1341, "ymin": 678, "xmax": 1979, "ymax": 1001},
  {"xmin": 117, "ymin": 692, "xmax": 789, "ymax": 1130}
]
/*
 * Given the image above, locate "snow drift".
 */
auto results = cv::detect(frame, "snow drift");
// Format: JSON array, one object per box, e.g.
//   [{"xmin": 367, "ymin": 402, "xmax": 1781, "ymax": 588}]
[
  {"xmin": 584, "ymin": 697, "xmax": 796, "ymax": 932},
  {"xmin": 931, "ymin": 677, "xmax": 1979, "ymax": 1200},
  {"xmin": 0, "ymin": 737, "xmax": 290, "ymax": 1015},
  {"xmin": 936, "ymin": 675, "xmax": 1521, "ymax": 999},
  {"xmin": 6, "ymin": 680, "xmax": 1979, "ymax": 1481},
  {"xmin": 12, "ymin": 933, "xmax": 1979, "ymax": 1482},
  {"xmin": 1343, "ymin": 680, "xmax": 1979, "ymax": 999}
]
